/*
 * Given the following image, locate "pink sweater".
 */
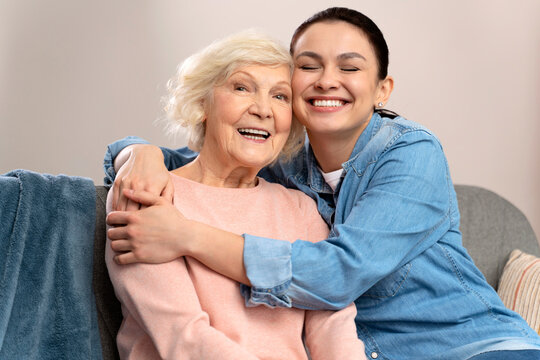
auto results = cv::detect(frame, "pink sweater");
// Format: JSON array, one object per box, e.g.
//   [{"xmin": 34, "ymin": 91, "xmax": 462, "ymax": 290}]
[{"xmin": 106, "ymin": 174, "xmax": 365, "ymax": 360}]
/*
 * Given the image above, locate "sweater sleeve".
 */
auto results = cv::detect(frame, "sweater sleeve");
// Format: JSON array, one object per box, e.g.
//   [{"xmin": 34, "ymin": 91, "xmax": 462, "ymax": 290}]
[
  {"xmin": 304, "ymin": 304, "xmax": 366, "ymax": 360},
  {"xmin": 301, "ymin": 196, "xmax": 367, "ymax": 360},
  {"xmin": 105, "ymin": 192, "xmax": 259, "ymax": 360}
]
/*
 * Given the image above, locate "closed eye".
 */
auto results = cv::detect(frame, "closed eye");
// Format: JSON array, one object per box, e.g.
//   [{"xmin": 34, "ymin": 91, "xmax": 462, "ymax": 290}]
[{"xmin": 299, "ymin": 65, "xmax": 320, "ymax": 71}]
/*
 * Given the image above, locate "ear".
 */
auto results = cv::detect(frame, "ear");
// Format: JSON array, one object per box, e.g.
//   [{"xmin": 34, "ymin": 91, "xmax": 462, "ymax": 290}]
[
  {"xmin": 200, "ymin": 99, "xmax": 208, "ymax": 122},
  {"xmin": 375, "ymin": 76, "xmax": 394, "ymax": 107}
]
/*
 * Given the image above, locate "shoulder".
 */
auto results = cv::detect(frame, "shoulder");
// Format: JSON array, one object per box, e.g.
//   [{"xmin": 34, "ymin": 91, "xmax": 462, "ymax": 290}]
[
  {"xmin": 259, "ymin": 178, "xmax": 318, "ymax": 213},
  {"xmin": 352, "ymin": 116, "xmax": 443, "ymax": 167},
  {"xmin": 377, "ymin": 116, "xmax": 445, "ymax": 163},
  {"xmin": 344, "ymin": 115, "xmax": 450, "ymax": 186},
  {"xmin": 260, "ymin": 179, "xmax": 328, "ymax": 241},
  {"xmin": 378, "ymin": 116, "xmax": 441, "ymax": 148}
]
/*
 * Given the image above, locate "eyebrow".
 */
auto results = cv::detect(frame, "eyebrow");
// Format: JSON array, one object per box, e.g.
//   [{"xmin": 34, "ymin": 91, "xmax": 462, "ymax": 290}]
[
  {"xmin": 231, "ymin": 71, "xmax": 291, "ymax": 88},
  {"xmin": 273, "ymin": 80, "xmax": 292, "ymax": 88},
  {"xmin": 232, "ymin": 70, "xmax": 255, "ymax": 80},
  {"xmin": 295, "ymin": 51, "xmax": 322, "ymax": 61},
  {"xmin": 295, "ymin": 51, "xmax": 367, "ymax": 62},
  {"xmin": 338, "ymin": 52, "xmax": 367, "ymax": 61}
]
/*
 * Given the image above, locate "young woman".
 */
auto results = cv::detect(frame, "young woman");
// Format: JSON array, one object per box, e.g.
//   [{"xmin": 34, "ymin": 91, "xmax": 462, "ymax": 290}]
[
  {"xmin": 106, "ymin": 31, "xmax": 364, "ymax": 359},
  {"xmin": 105, "ymin": 7, "xmax": 540, "ymax": 360}
]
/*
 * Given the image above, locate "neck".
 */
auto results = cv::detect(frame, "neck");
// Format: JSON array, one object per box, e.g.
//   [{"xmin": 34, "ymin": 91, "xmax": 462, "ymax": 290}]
[
  {"xmin": 307, "ymin": 113, "xmax": 373, "ymax": 172},
  {"xmin": 307, "ymin": 131, "xmax": 357, "ymax": 172},
  {"xmin": 172, "ymin": 150, "xmax": 259, "ymax": 188}
]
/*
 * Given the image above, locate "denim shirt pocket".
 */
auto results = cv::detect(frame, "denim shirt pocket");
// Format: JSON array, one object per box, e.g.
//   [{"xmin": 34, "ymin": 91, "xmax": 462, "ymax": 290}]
[{"xmin": 361, "ymin": 262, "xmax": 412, "ymax": 298}]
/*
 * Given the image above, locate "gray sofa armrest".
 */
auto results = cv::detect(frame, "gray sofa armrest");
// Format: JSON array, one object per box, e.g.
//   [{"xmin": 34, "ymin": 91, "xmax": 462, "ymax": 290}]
[{"xmin": 456, "ymin": 185, "xmax": 539, "ymax": 290}]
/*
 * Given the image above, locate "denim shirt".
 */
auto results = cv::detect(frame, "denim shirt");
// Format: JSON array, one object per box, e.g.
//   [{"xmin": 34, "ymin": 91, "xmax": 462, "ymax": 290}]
[{"xmin": 104, "ymin": 114, "xmax": 540, "ymax": 360}]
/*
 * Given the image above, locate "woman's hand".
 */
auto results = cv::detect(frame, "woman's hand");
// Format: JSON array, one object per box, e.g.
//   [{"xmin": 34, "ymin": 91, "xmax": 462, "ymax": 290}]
[
  {"xmin": 106, "ymin": 189, "xmax": 189, "ymax": 265},
  {"xmin": 108, "ymin": 189, "xmax": 250, "ymax": 284},
  {"xmin": 112, "ymin": 144, "xmax": 174, "ymax": 211}
]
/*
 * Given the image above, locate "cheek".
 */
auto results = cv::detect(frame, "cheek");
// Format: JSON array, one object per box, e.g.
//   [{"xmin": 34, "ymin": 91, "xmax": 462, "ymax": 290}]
[
  {"xmin": 291, "ymin": 71, "xmax": 311, "ymax": 96},
  {"xmin": 349, "ymin": 75, "xmax": 378, "ymax": 100},
  {"xmin": 206, "ymin": 115, "xmax": 234, "ymax": 142},
  {"xmin": 275, "ymin": 108, "xmax": 292, "ymax": 133}
]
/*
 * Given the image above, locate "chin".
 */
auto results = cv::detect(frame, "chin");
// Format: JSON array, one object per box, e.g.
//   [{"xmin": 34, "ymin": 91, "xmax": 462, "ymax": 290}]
[{"xmin": 237, "ymin": 157, "xmax": 272, "ymax": 170}]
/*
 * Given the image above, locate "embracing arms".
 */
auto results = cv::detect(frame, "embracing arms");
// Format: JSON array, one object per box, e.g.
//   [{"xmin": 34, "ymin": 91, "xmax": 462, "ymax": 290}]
[
  {"xmin": 107, "ymin": 188, "xmax": 250, "ymax": 285},
  {"xmin": 105, "ymin": 158, "xmax": 366, "ymax": 358},
  {"xmin": 105, "ymin": 131, "xmax": 453, "ymax": 310}
]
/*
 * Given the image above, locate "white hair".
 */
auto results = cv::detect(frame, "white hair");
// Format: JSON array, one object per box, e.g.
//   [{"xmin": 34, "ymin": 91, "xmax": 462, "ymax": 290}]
[{"xmin": 164, "ymin": 30, "xmax": 304, "ymax": 160}]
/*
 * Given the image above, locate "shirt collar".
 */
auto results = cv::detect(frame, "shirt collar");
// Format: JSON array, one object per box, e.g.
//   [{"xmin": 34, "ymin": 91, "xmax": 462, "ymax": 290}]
[
  {"xmin": 306, "ymin": 142, "xmax": 333, "ymax": 194},
  {"xmin": 342, "ymin": 112, "xmax": 382, "ymax": 172}
]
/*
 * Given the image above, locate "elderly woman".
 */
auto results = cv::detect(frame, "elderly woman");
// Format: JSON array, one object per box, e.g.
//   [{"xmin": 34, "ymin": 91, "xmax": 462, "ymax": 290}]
[{"xmin": 105, "ymin": 31, "xmax": 365, "ymax": 359}]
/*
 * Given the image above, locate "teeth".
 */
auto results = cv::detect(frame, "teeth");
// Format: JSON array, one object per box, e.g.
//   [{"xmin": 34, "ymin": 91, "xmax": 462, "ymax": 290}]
[
  {"xmin": 243, "ymin": 135, "xmax": 264, "ymax": 140},
  {"xmin": 312, "ymin": 99, "xmax": 344, "ymax": 107},
  {"xmin": 238, "ymin": 128, "xmax": 270, "ymax": 138}
]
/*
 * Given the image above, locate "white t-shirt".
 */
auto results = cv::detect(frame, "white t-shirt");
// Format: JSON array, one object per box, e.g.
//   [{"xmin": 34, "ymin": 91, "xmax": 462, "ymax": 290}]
[{"xmin": 320, "ymin": 168, "xmax": 344, "ymax": 191}]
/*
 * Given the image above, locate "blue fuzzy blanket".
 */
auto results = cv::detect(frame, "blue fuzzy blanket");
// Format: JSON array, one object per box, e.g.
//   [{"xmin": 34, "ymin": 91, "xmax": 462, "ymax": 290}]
[{"xmin": 0, "ymin": 170, "xmax": 102, "ymax": 359}]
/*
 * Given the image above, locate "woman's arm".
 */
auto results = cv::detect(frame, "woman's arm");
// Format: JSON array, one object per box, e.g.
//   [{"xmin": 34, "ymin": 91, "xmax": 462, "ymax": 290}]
[
  {"xmin": 109, "ymin": 132, "xmax": 452, "ymax": 312},
  {"xmin": 104, "ymin": 137, "xmax": 198, "ymax": 210},
  {"xmin": 103, "ymin": 137, "xmax": 297, "ymax": 211},
  {"xmin": 111, "ymin": 144, "xmax": 173, "ymax": 211},
  {"xmin": 104, "ymin": 136, "xmax": 198, "ymax": 185},
  {"xmin": 106, "ymin": 189, "xmax": 251, "ymax": 285},
  {"xmin": 105, "ymin": 132, "xmax": 451, "ymax": 312},
  {"xmin": 242, "ymin": 131, "xmax": 453, "ymax": 310},
  {"xmin": 105, "ymin": 191, "xmax": 259, "ymax": 359}
]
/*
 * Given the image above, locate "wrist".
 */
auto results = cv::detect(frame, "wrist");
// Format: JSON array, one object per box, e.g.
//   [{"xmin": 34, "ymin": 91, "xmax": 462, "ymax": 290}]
[
  {"xmin": 179, "ymin": 219, "xmax": 204, "ymax": 258},
  {"xmin": 114, "ymin": 144, "xmax": 164, "ymax": 172}
]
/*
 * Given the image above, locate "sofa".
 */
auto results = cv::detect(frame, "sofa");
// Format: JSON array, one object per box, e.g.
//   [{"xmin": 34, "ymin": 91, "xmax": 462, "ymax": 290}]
[{"xmin": 92, "ymin": 184, "xmax": 540, "ymax": 360}]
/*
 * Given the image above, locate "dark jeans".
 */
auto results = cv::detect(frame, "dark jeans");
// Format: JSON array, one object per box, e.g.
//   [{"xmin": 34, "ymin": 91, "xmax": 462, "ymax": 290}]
[{"xmin": 468, "ymin": 349, "xmax": 540, "ymax": 359}]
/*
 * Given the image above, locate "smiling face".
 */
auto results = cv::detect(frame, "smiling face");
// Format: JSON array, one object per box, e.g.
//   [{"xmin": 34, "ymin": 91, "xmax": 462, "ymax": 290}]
[
  {"xmin": 201, "ymin": 64, "xmax": 292, "ymax": 171},
  {"xmin": 291, "ymin": 20, "xmax": 392, "ymax": 142}
]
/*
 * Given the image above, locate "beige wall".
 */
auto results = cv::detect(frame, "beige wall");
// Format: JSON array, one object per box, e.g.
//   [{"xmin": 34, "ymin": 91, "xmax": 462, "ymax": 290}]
[{"xmin": 1, "ymin": 0, "xmax": 539, "ymax": 241}]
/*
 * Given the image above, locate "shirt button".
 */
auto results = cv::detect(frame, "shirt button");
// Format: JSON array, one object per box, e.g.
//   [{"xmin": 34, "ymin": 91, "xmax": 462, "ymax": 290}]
[{"xmin": 370, "ymin": 352, "xmax": 378, "ymax": 359}]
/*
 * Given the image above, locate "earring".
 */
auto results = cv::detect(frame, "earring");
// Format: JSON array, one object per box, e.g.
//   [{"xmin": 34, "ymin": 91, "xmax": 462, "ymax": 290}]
[{"xmin": 377, "ymin": 102, "xmax": 384, "ymax": 107}]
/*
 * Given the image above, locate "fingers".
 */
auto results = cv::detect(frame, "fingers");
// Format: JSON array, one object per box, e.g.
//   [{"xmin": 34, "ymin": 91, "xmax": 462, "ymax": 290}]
[
  {"xmin": 114, "ymin": 252, "xmax": 138, "ymax": 265},
  {"xmin": 114, "ymin": 181, "xmax": 129, "ymax": 211},
  {"xmin": 162, "ymin": 178, "xmax": 175, "ymax": 204},
  {"xmin": 113, "ymin": 177, "xmax": 143, "ymax": 211},
  {"xmin": 106, "ymin": 223, "xmax": 130, "ymax": 241},
  {"xmin": 107, "ymin": 211, "xmax": 128, "ymax": 226},
  {"xmin": 110, "ymin": 145, "xmax": 169, "ymax": 210},
  {"xmin": 125, "ymin": 198, "xmax": 141, "ymax": 212},
  {"xmin": 112, "ymin": 182, "xmax": 120, "ymax": 211},
  {"xmin": 110, "ymin": 240, "xmax": 132, "ymax": 252},
  {"xmin": 122, "ymin": 189, "xmax": 162, "ymax": 207}
]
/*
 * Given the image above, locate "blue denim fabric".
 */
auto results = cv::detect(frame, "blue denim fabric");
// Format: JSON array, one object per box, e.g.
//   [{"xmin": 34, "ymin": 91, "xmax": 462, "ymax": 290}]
[
  {"xmin": 468, "ymin": 350, "xmax": 540, "ymax": 360},
  {"xmin": 103, "ymin": 136, "xmax": 198, "ymax": 186},
  {"xmin": 104, "ymin": 114, "xmax": 540, "ymax": 359}
]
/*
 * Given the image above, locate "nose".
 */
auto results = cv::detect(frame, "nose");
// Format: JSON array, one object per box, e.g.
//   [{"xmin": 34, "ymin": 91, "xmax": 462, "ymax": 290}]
[
  {"xmin": 248, "ymin": 93, "xmax": 273, "ymax": 120},
  {"xmin": 315, "ymin": 68, "xmax": 339, "ymax": 91}
]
